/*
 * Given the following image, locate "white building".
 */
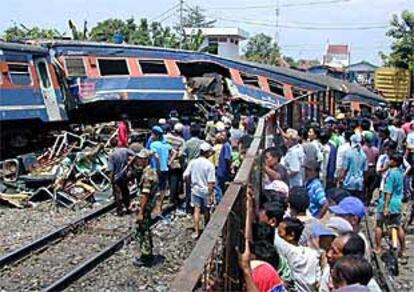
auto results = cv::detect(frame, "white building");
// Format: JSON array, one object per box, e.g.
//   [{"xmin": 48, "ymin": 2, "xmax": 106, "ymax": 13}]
[
  {"xmin": 183, "ymin": 27, "xmax": 249, "ymax": 60},
  {"xmin": 323, "ymin": 44, "xmax": 351, "ymax": 69}
]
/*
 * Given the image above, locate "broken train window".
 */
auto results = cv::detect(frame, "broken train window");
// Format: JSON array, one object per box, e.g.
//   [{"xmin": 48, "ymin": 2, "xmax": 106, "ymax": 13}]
[
  {"xmin": 65, "ymin": 57, "xmax": 86, "ymax": 77},
  {"xmin": 240, "ymin": 71, "xmax": 260, "ymax": 88},
  {"xmin": 8, "ymin": 63, "xmax": 32, "ymax": 86},
  {"xmin": 268, "ymin": 79, "xmax": 285, "ymax": 96},
  {"xmin": 98, "ymin": 58, "xmax": 129, "ymax": 76},
  {"xmin": 138, "ymin": 60, "xmax": 168, "ymax": 75}
]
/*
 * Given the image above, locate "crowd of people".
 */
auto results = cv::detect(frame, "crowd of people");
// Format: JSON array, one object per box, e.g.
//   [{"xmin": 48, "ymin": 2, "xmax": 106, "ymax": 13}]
[
  {"xmin": 240, "ymin": 105, "xmax": 414, "ymax": 291},
  {"xmin": 106, "ymin": 106, "xmax": 257, "ymax": 267}
]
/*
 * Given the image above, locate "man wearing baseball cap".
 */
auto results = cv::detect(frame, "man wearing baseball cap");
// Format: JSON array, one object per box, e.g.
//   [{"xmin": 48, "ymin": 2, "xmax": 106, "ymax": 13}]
[
  {"xmin": 328, "ymin": 197, "xmax": 370, "ymax": 260},
  {"xmin": 183, "ymin": 142, "xmax": 216, "ymax": 239},
  {"xmin": 133, "ymin": 149, "xmax": 159, "ymax": 267}
]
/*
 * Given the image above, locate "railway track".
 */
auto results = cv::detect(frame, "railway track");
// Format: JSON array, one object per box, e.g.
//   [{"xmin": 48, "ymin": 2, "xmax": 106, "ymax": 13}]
[
  {"xmin": 0, "ymin": 210, "xmax": 132, "ymax": 291},
  {"xmin": 364, "ymin": 204, "xmax": 414, "ymax": 292},
  {"xmin": 0, "ymin": 197, "xmax": 176, "ymax": 292}
]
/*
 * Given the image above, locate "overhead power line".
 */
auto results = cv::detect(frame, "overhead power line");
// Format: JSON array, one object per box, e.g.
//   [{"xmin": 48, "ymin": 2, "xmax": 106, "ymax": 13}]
[
  {"xmin": 212, "ymin": 15, "xmax": 388, "ymax": 30},
  {"xmin": 206, "ymin": 0, "xmax": 350, "ymax": 10},
  {"xmin": 151, "ymin": 3, "xmax": 180, "ymax": 21}
]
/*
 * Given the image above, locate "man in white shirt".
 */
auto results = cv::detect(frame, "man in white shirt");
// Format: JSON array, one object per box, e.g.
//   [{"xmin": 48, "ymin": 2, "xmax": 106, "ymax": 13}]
[
  {"xmin": 274, "ymin": 217, "xmax": 321, "ymax": 292},
  {"xmin": 281, "ymin": 129, "xmax": 305, "ymax": 187},
  {"xmin": 335, "ymin": 131, "xmax": 352, "ymax": 185},
  {"xmin": 183, "ymin": 142, "xmax": 216, "ymax": 239}
]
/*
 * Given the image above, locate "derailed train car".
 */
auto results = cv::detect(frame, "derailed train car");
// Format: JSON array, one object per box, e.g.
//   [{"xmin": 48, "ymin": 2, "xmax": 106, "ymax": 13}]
[
  {"xmin": 1, "ymin": 40, "xmax": 386, "ymax": 154},
  {"xmin": 0, "ymin": 42, "xmax": 68, "ymax": 148}
]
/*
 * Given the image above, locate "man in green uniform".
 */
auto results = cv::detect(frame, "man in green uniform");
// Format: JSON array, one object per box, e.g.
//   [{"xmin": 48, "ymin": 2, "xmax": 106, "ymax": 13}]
[{"xmin": 132, "ymin": 148, "xmax": 159, "ymax": 267}]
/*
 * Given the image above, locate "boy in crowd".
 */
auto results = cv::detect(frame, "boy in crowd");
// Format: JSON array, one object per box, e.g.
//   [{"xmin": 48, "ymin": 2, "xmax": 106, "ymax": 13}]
[{"xmin": 374, "ymin": 153, "xmax": 407, "ymax": 262}]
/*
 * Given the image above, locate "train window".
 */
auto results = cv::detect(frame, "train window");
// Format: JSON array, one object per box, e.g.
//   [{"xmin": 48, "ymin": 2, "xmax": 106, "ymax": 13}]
[
  {"xmin": 268, "ymin": 79, "xmax": 285, "ymax": 96},
  {"xmin": 138, "ymin": 60, "xmax": 168, "ymax": 75},
  {"xmin": 65, "ymin": 57, "xmax": 86, "ymax": 77},
  {"xmin": 37, "ymin": 61, "xmax": 51, "ymax": 88},
  {"xmin": 98, "ymin": 58, "xmax": 129, "ymax": 76},
  {"xmin": 8, "ymin": 64, "xmax": 32, "ymax": 86},
  {"xmin": 240, "ymin": 72, "xmax": 260, "ymax": 88}
]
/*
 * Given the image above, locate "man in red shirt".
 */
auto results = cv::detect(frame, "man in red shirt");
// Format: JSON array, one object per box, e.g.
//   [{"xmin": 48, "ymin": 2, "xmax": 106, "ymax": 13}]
[{"xmin": 117, "ymin": 115, "xmax": 129, "ymax": 148}]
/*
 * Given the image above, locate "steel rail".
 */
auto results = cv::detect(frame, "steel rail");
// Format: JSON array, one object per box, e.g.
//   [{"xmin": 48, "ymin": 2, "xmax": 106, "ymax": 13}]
[
  {"xmin": 0, "ymin": 201, "xmax": 116, "ymax": 268},
  {"xmin": 43, "ymin": 232, "xmax": 132, "ymax": 292},
  {"xmin": 364, "ymin": 216, "xmax": 396, "ymax": 292},
  {"xmin": 42, "ymin": 205, "xmax": 176, "ymax": 291}
]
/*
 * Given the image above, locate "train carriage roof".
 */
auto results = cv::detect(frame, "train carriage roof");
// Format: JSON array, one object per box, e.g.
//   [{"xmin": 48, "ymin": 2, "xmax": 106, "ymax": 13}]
[
  {"xmin": 45, "ymin": 40, "xmax": 386, "ymax": 106},
  {"xmin": 0, "ymin": 41, "xmax": 48, "ymax": 54}
]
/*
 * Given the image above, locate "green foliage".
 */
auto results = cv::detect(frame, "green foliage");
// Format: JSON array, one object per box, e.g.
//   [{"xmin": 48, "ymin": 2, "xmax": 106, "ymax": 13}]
[
  {"xmin": 68, "ymin": 20, "xmax": 88, "ymax": 40},
  {"xmin": 381, "ymin": 10, "xmax": 414, "ymax": 70},
  {"xmin": 244, "ymin": 33, "xmax": 281, "ymax": 66},
  {"xmin": 181, "ymin": 5, "xmax": 216, "ymax": 28},
  {"xmin": 284, "ymin": 56, "xmax": 298, "ymax": 68},
  {"xmin": 89, "ymin": 18, "xmax": 132, "ymax": 42},
  {"xmin": 182, "ymin": 29, "xmax": 205, "ymax": 51},
  {"xmin": 2, "ymin": 16, "xmax": 205, "ymax": 51},
  {"xmin": 3, "ymin": 25, "xmax": 61, "ymax": 41}
]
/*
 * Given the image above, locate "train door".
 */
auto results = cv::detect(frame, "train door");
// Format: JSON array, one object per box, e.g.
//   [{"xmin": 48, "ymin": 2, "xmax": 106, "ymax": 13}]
[{"xmin": 34, "ymin": 58, "xmax": 62, "ymax": 121}]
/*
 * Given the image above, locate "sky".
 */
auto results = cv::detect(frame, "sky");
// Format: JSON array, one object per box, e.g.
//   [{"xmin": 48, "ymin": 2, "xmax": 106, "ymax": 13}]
[{"xmin": 1, "ymin": 0, "xmax": 413, "ymax": 65}]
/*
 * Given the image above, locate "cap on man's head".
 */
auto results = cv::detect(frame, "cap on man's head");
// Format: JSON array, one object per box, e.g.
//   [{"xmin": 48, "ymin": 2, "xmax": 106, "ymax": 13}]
[
  {"xmin": 158, "ymin": 118, "xmax": 167, "ymax": 125},
  {"xmin": 324, "ymin": 116, "xmax": 337, "ymax": 124},
  {"xmin": 325, "ymin": 216, "xmax": 353, "ymax": 236},
  {"xmin": 264, "ymin": 180, "xmax": 289, "ymax": 197},
  {"xmin": 152, "ymin": 125, "xmax": 164, "ymax": 135},
  {"xmin": 329, "ymin": 197, "xmax": 366, "ymax": 219},
  {"xmin": 336, "ymin": 113, "xmax": 345, "ymax": 120},
  {"xmin": 350, "ymin": 134, "xmax": 362, "ymax": 147},
  {"xmin": 311, "ymin": 222, "xmax": 336, "ymax": 237},
  {"xmin": 303, "ymin": 159, "xmax": 320, "ymax": 171},
  {"xmin": 174, "ymin": 122, "xmax": 184, "ymax": 133},
  {"xmin": 136, "ymin": 148, "xmax": 151, "ymax": 159},
  {"xmin": 200, "ymin": 142, "xmax": 213, "ymax": 153},
  {"xmin": 363, "ymin": 131, "xmax": 374, "ymax": 143}
]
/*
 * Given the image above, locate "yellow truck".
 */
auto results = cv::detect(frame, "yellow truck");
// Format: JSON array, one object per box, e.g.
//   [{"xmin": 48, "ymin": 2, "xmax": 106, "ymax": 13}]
[{"xmin": 374, "ymin": 67, "xmax": 412, "ymax": 103}]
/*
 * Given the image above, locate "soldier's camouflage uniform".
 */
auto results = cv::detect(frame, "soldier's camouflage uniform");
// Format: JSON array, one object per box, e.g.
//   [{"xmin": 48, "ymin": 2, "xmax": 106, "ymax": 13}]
[{"xmin": 134, "ymin": 165, "xmax": 158, "ymax": 259}]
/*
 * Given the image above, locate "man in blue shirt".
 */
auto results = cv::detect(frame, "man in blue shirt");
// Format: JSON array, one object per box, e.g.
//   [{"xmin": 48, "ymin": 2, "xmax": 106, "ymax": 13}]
[
  {"xmin": 339, "ymin": 134, "xmax": 368, "ymax": 203},
  {"xmin": 216, "ymin": 130, "xmax": 232, "ymax": 203},
  {"xmin": 374, "ymin": 153, "xmax": 406, "ymax": 259},
  {"xmin": 304, "ymin": 159, "xmax": 328, "ymax": 218},
  {"xmin": 148, "ymin": 126, "xmax": 176, "ymax": 213}
]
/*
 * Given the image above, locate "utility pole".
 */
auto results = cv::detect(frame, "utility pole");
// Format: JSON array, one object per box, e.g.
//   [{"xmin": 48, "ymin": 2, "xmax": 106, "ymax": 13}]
[
  {"xmin": 179, "ymin": 0, "xmax": 184, "ymax": 49},
  {"xmin": 275, "ymin": 0, "xmax": 280, "ymax": 44}
]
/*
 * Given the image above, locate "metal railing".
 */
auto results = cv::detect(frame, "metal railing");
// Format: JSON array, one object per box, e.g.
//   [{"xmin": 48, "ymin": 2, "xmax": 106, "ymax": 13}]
[{"xmin": 170, "ymin": 90, "xmax": 333, "ymax": 291}]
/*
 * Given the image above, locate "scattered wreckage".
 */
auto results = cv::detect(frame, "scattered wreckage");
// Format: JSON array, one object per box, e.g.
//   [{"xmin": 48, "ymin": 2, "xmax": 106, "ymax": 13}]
[{"xmin": 0, "ymin": 124, "xmax": 148, "ymax": 209}]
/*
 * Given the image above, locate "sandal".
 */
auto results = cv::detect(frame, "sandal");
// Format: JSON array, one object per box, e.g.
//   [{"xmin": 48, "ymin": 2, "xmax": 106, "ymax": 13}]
[{"xmin": 399, "ymin": 253, "xmax": 409, "ymax": 265}]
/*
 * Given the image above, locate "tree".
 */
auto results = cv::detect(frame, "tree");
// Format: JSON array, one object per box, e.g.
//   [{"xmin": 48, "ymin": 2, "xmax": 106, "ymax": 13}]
[
  {"xmin": 89, "ymin": 18, "xmax": 132, "ymax": 42},
  {"xmin": 3, "ymin": 25, "xmax": 61, "ymax": 41},
  {"xmin": 182, "ymin": 29, "xmax": 205, "ymax": 51},
  {"xmin": 68, "ymin": 20, "xmax": 88, "ymax": 40},
  {"xmin": 284, "ymin": 56, "xmax": 298, "ymax": 68},
  {"xmin": 244, "ymin": 33, "xmax": 281, "ymax": 66},
  {"xmin": 132, "ymin": 18, "xmax": 151, "ymax": 45},
  {"xmin": 381, "ymin": 10, "xmax": 414, "ymax": 70},
  {"xmin": 181, "ymin": 5, "xmax": 216, "ymax": 28}
]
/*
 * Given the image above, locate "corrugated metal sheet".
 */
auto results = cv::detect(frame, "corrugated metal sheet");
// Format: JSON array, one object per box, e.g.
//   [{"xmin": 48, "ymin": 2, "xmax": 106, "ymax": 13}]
[{"xmin": 375, "ymin": 67, "xmax": 412, "ymax": 102}]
